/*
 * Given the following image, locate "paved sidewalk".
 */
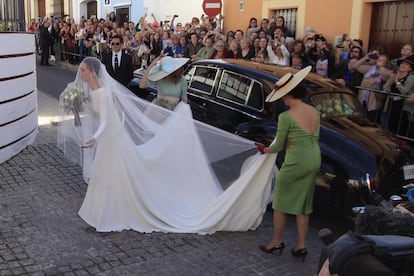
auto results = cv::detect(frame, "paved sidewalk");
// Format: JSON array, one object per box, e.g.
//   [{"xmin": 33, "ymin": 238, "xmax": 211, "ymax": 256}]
[{"xmin": 0, "ymin": 74, "xmax": 326, "ymax": 276}]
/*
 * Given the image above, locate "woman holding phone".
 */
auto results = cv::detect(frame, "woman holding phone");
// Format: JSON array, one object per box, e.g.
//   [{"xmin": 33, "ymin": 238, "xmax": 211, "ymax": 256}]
[{"xmin": 352, "ymin": 49, "xmax": 392, "ymax": 123}]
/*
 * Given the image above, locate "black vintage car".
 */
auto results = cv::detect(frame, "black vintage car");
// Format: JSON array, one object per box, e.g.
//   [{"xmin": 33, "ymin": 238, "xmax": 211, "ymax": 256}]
[{"xmin": 133, "ymin": 59, "xmax": 414, "ymax": 216}]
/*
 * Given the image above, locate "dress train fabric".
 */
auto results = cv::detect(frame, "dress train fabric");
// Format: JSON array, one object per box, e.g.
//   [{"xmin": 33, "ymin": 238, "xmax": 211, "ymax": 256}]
[
  {"xmin": 77, "ymin": 102, "xmax": 276, "ymax": 234},
  {"xmin": 58, "ymin": 57, "xmax": 277, "ymax": 234}
]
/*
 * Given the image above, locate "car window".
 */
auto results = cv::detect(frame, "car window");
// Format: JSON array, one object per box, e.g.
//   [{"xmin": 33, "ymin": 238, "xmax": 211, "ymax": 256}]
[
  {"xmin": 247, "ymin": 82, "xmax": 264, "ymax": 110},
  {"xmin": 185, "ymin": 66, "xmax": 218, "ymax": 94},
  {"xmin": 217, "ymin": 70, "xmax": 264, "ymax": 110},
  {"xmin": 310, "ymin": 92, "xmax": 361, "ymax": 118}
]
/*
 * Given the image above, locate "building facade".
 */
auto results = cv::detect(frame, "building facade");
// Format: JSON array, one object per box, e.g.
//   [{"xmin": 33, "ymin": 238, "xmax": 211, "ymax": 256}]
[
  {"xmin": 26, "ymin": 0, "xmax": 203, "ymax": 27},
  {"xmin": 223, "ymin": 0, "xmax": 414, "ymax": 59},
  {"xmin": 0, "ymin": 0, "xmax": 27, "ymax": 31}
]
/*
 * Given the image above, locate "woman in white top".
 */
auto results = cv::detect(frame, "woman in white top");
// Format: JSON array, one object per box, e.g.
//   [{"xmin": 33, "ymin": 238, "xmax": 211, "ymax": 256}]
[{"xmin": 267, "ymin": 39, "xmax": 290, "ymax": 66}]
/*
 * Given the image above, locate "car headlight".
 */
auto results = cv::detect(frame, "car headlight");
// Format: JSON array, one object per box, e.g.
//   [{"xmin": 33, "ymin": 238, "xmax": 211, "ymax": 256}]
[
  {"xmin": 347, "ymin": 173, "xmax": 375, "ymax": 190},
  {"xmin": 347, "ymin": 179, "xmax": 362, "ymax": 189}
]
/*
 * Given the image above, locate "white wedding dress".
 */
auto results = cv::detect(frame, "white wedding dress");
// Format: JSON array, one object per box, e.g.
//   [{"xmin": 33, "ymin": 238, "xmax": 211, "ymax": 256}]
[{"xmin": 58, "ymin": 58, "xmax": 277, "ymax": 234}]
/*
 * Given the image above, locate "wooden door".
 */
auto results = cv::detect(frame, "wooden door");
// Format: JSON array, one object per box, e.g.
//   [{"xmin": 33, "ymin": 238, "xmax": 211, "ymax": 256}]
[
  {"xmin": 51, "ymin": 0, "xmax": 64, "ymax": 17},
  {"xmin": 116, "ymin": 7, "xmax": 129, "ymax": 26},
  {"xmin": 87, "ymin": 1, "xmax": 97, "ymax": 19},
  {"xmin": 369, "ymin": 1, "xmax": 414, "ymax": 59},
  {"xmin": 38, "ymin": 0, "xmax": 46, "ymax": 19}
]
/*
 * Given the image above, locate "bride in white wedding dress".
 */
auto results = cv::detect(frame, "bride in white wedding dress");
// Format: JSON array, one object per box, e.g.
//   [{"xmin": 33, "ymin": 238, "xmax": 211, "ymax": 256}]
[{"xmin": 57, "ymin": 57, "xmax": 277, "ymax": 234}]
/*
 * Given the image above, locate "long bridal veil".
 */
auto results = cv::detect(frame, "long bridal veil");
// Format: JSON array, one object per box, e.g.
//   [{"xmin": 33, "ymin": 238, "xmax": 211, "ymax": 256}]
[{"xmin": 57, "ymin": 57, "xmax": 277, "ymax": 234}]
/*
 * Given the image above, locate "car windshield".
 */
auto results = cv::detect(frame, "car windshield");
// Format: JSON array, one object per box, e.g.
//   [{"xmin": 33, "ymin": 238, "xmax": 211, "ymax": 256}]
[{"xmin": 309, "ymin": 92, "xmax": 361, "ymax": 118}]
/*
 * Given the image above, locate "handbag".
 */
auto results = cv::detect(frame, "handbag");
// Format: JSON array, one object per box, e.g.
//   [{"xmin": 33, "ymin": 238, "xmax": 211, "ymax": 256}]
[
  {"xmin": 86, "ymin": 40, "xmax": 95, "ymax": 48},
  {"xmin": 327, "ymin": 231, "xmax": 414, "ymax": 274},
  {"xmin": 137, "ymin": 44, "xmax": 148, "ymax": 57}
]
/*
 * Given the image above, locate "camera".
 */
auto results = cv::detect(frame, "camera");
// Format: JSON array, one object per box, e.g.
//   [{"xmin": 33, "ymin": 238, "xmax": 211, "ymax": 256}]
[{"xmin": 368, "ymin": 53, "xmax": 379, "ymax": 60}]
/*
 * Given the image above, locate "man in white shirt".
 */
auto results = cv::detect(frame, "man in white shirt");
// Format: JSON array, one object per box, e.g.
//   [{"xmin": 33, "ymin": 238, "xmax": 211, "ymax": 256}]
[{"xmin": 101, "ymin": 34, "xmax": 133, "ymax": 87}]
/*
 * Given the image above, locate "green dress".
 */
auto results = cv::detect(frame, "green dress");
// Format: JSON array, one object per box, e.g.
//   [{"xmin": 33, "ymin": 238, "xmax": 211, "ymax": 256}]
[{"xmin": 270, "ymin": 111, "xmax": 321, "ymax": 215}]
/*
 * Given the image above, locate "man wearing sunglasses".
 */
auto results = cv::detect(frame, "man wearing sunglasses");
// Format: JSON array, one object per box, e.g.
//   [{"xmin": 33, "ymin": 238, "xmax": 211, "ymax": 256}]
[{"xmin": 102, "ymin": 34, "xmax": 133, "ymax": 87}]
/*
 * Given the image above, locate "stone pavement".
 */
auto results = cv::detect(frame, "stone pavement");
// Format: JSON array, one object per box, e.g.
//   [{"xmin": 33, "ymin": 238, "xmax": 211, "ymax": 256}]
[{"xmin": 0, "ymin": 69, "xmax": 328, "ymax": 276}]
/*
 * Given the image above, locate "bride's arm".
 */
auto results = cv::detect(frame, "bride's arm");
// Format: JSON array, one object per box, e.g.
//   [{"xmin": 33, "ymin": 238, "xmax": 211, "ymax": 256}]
[
  {"xmin": 93, "ymin": 90, "xmax": 110, "ymax": 140},
  {"xmin": 84, "ymin": 90, "xmax": 109, "ymax": 147}
]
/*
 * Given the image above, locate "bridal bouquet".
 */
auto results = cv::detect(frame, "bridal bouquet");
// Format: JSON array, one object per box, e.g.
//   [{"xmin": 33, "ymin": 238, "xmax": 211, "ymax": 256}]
[
  {"xmin": 315, "ymin": 99, "xmax": 355, "ymax": 118},
  {"xmin": 62, "ymin": 84, "xmax": 87, "ymax": 126}
]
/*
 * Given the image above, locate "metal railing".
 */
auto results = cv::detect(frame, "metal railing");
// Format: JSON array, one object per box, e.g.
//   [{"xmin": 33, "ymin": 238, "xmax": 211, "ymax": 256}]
[
  {"xmin": 0, "ymin": 19, "xmax": 26, "ymax": 31},
  {"xmin": 46, "ymin": 41, "xmax": 107, "ymax": 65},
  {"xmin": 55, "ymin": 42, "xmax": 146, "ymax": 69},
  {"xmin": 356, "ymin": 86, "xmax": 414, "ymax": 142}
]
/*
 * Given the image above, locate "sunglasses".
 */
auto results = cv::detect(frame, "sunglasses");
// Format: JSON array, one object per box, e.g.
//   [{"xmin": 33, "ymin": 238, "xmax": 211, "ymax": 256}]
[{"xmin": 112, "ymin": 42, "xmax": 121, "ymax": 45}]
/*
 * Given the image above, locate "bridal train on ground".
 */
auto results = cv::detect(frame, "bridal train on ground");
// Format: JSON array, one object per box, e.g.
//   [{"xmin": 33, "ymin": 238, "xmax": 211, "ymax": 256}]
[{"xmin": 57, "ymin": 57, "xmax": 277, "ymax": 234}]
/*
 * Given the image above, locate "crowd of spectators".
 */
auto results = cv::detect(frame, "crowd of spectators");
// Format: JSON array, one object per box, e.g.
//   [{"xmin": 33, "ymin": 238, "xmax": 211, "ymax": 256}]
[{"xmin": 30, "ymin": 12, "xmax": 414, "ymax": 137}]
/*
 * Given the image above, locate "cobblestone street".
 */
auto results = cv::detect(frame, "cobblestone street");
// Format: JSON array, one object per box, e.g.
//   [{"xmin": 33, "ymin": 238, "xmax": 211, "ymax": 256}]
[{"xmin": 0, "ymin": 91, "xmax": 328, "ymax": 275}]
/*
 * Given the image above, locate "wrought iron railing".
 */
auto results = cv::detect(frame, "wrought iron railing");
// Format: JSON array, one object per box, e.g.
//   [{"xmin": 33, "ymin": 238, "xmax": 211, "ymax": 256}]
[
  {"xmin": 355, "ymin": 86, "xmax": 414, "ymax": 142},
  {"xmin": 0, "ymin": 19, "xmax": 26, "ymax": 32}
]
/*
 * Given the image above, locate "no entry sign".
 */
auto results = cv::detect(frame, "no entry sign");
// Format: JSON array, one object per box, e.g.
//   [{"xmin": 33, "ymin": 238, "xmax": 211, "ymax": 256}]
[{"xmin": 202, "ymin": 0, "xmax": 222, "ymax": 17}]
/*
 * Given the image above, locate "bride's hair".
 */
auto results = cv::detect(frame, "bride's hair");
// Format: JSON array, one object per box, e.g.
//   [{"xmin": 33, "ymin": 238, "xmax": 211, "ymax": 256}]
[{"xmin": 82, "ymin": 57, "xmax": 101, "ymax": 75}]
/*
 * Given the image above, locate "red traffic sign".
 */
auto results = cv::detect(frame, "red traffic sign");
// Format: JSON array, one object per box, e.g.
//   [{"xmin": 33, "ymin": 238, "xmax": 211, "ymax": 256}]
[{"xmin": 202, "ymin": 0, "xmax": 222, "ymax": 17}]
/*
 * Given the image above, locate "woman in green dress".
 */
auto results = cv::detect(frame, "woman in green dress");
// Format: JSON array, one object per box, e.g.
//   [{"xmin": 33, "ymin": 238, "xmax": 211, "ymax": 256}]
[{"xmin": 256, "ymin": 66, "xmax": 321, "ymax": 262}]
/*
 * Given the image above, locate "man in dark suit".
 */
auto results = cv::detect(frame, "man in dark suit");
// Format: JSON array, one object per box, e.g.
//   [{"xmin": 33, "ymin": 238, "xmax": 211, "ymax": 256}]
[
  {"xmin": 101, "ymin": 34, "xmax": 133, "ymax": 87},
  {"xmin": 39, "ymin": 19, "xmax": 53, "ymax": 66}
]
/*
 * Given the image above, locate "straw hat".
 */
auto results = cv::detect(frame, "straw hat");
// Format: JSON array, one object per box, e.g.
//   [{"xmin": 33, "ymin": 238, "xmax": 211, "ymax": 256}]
[
  {"xmin": 314, "ymin": 34, "xmax": 327, "ymax": 42},
  {"xmin": 148, "ymin": 56, "xmax": 189, "ymax": 81},
  {"xmin": 397, "ymin": 54, "xmax": 414, "ymax": 69},
  {"xmin": 265, "ymin": 66, "xmax": 312, "ymax": 102}
]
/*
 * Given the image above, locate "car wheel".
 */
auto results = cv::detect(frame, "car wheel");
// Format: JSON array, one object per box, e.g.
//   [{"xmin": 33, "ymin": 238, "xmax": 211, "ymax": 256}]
[{"xmin": 314, "ymin": 165, "xmax": 351, "ymax": 219}]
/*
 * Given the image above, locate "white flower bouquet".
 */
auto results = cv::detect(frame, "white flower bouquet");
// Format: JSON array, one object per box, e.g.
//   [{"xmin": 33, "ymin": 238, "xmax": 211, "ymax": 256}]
[
  {"xmin": 61, "ymin": 84, "xmax": 88, "ymax": 126},
  {"xmin": 315, "ymin": 99, "xmax": 355, "ymax": 118}
]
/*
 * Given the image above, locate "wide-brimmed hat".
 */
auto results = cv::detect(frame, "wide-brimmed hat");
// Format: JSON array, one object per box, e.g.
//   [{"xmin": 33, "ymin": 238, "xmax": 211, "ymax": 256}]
[
  {"xmin": 265, "ymin": 66, "xmax": 312, "ymax": 102},
  {"xmin": 314, "ymin": 34, "xmax": 326, "ymax": 42},
  {"xmin": 350, "ymin": 45, "xmax": 363, "ymax": 52},
  {"xmin": 397, "ymin": 54, "xmax": 414, "ymax": 69},
  {"xmin": 148, "ymin": 56, "xmax": 189, "ymax": 81}
]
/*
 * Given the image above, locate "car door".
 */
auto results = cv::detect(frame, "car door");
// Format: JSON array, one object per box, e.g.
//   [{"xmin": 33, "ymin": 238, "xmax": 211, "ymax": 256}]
[
  {"xmin": 186, "ymin": 64, "xmax": 266, "ymax": 132},
  {"xmin": 211, "ymin": 69, "xmax": 265, "ymax": 132},
  {"xmin": 185, "ymin": 65, "xmax": 220, "ymax": 126}
]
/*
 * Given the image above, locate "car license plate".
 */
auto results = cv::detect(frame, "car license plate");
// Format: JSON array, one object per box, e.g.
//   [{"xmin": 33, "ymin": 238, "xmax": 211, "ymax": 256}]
[{"xmin": 403, "ymin": 164, "xmax": 414, "ymax": 180}]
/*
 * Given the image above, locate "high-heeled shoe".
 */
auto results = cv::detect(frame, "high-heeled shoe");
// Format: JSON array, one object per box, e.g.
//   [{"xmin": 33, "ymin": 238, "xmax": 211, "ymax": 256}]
[
  {"xmin": 259, "ymin": 242, "xmax": 285, "ymax": 255},
  {"xmin": 291, "ymin": 248, "xmax": 307, "ymax": 262}
]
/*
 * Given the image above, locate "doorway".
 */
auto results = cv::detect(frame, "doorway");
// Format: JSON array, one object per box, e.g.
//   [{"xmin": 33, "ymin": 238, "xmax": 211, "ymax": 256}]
[
  {"xmin": 87, "ymin": 1, "xmax": 97, "ymax": 19},
  {"xmin": 38, "ymin": 0, "xmax": 46, "ymax": 19},
  {"xmin": 369, "ymin": 1, "xmax": 414, "ymax": 59},
  {"xmin": 116, "ymin": 7, "xmax": 130, "ymax": 26}
]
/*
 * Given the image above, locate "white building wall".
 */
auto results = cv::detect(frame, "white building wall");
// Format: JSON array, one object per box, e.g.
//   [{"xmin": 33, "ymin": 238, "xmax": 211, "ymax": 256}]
[
  {"xmin": 98, "ymin": 0, "xmax": 144, "ymax": 23},
  {"xmin": 71, "ymin": 0, "xmax": 204, "ymax": 26},
  {"xmin": 143, "ymin": 0, "xmax": 203, "ymax": 25}
]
